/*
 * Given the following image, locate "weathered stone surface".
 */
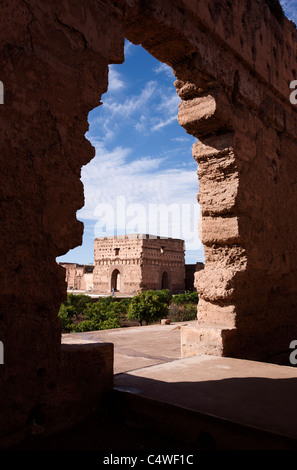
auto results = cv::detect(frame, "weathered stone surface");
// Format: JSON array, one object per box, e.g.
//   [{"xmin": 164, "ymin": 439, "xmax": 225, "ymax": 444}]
[
  {"xmin": 59, "ymin": 263, "xmax": 94, "ymax": 291},
  {"xmin": 1, "ymin": 0, "xmax": 297, "ymax": 448},
  {"xmin": 93, "ymin": 234, "xmax": 185, "ymax": 295},
  {"xmin": 196, "ymin": 299, "xmax": 237, "ymax": 329},
  {"xmin": 0, "ymin": 0, "xmax": 125, "ymax": 448},
  {"xmin": 181, "ymin": 325, "xmax": 237, "ymax": 358}
]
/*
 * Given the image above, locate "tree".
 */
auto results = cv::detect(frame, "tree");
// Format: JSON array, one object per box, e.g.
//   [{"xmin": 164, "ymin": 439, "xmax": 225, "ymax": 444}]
[
  {"xmin": 58, "ymin": 303, "xmax": 76, "ymax": 332},
  {"xmin": 58, "ymin": 293, "xmax": 93, "ymax": 332},
  {"xmin": 154, "ymin": 289, "xmax": 172, "ymax": 305},
  {"xmin": 171, "ymin": 291, "xmax": 198, "ymax": 305},
  {"xmin": 64, "ymin": 293, "xmax": 93, "ymax": 318},
  {"xmin": 127, "ymin": 290, "xmax": 168, "ymax": 326},
  {"xmin": 73, "ymin": 298, "xmax": 123, "ymax": 332}
]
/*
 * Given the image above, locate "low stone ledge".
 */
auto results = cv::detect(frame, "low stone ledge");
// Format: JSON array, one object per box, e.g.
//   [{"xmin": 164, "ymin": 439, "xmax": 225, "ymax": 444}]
[
  {"xmin": 41, "ymin": 342, "xmax": 114, "ymax": 437},
  {"xmin": 181, "ymin": 325, "xmax": 237, "ymax": 358}
]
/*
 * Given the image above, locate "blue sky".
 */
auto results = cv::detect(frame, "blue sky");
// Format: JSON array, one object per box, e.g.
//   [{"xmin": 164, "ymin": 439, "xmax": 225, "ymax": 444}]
[
  {"xmin": 280, "ymin": 1, "xmax": 297, "ymax": 25},
  {"xmin": 57, "ymin": 2, "xmax": 296, "ymax": 267}
]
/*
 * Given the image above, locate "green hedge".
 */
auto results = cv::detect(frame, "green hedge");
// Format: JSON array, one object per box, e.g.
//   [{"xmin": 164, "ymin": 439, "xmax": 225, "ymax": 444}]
[
  {"xmin": 171, "ymin": 291, "xmax": 198, "ymax": 305},
  {"xmin": 58, "ymin": 294, "xmax": 126, "ymax": 333},
  {"xmin": 58, "ymin": 289, "xmax": 199, "ymax": 332}
]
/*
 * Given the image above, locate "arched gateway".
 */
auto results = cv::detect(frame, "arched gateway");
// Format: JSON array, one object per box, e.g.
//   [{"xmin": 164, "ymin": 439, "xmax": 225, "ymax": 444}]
[
  {"xmin": 111, "ymin": 269, "xmax": 121, "ymax": 292},
  {"xmin": 1, "ymin": 0, "xmax": 296, "ymax": 447}
]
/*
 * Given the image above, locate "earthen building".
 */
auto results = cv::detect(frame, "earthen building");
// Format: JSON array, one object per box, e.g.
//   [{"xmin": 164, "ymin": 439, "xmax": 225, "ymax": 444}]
[
  {"xmin": 59, "ymin": 263, "xmax": 94, "ymax": 292},
  {"xmin": 93, "ymin": 234, "xmax": 186, "ymax": 295}
]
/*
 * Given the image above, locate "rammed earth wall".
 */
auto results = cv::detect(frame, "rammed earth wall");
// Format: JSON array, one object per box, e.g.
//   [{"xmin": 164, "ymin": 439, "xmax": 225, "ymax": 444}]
[
  {"xmin": 0, "ymin": 0, "xmax": 297, "ymax": 447},
  {"xmin": 93, "ymin": 234, "xmax": 185, "ymax": 295}
]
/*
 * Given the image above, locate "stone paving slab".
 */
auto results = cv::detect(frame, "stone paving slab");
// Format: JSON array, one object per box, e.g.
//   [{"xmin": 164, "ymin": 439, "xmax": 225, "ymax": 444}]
[
  {"xmin": 62, "ymin": 321, "xmax": 197, "ymax": 374},
  {"xmin": 63, "ymin": 323, "xmax": 297, "ymax": 446},
  {"xmin": 114, "ymin": 355, "xmax": 297, "ymax": 442}
]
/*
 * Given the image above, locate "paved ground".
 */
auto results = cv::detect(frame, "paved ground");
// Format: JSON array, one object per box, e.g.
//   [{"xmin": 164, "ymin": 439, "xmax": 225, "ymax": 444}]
[
  {"xmin": 63, "ymin": 323, "xmax": 297, "ymax": 447},
  {"xmin": 13, "ymin": 322, "xmax": 297, "ymax": 450},
  {"xmin": 114, "ymin": 354, "xmax": 297, "ymax": 445},
  {"xmin": 62, "ymin": 321, "xmax": 197, "ymax": 374}
]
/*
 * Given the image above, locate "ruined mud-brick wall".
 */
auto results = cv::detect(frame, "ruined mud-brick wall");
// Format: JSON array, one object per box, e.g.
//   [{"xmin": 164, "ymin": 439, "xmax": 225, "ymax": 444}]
[
  {"xmin": 140, "ymin": 236, "xmax": 185, "ymax": 293},
  {"xmin": 172, "ymin": 0, "xmax": 297, "ymax": 362},
  {"xmin": 93, "ymin": 234, "xmax": 185, "ymax": 294},
  {"xmin": 1, "ymin": 0, "xmax": 297, "ymax": 449},
  {"xmin": 59, "ymin": 263, "xmax": 94, "ymax": 291},
  {"xmin": 0, "ymin": 0, "xmax": 124, "ymax": 447},
  {"xmin": 123, "ymin": 0, "xmax": 297, "ymax": 362},
  {"xmin": 59, "ymin": 263, "xmax": 77, "ymax": 289},
  {"xmin": 94, "ymin": 235, "xmax": 143, "ymax": 294}
]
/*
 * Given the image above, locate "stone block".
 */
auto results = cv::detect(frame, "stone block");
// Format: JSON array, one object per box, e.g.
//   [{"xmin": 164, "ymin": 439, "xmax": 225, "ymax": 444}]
[{"xmin": 181, "ymin": 325, "xmax": 237, "ymax": 358}]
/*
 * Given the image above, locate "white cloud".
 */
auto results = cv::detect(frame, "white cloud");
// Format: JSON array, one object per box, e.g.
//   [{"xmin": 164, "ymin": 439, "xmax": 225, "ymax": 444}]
[
  {"xmin": 124, "ymin": 39, "xmax": 135, "ymax": 57},
  {"xmin": 78, "ymin": 142, "xmax": 201, "ymax": 249},
  {"xmin": 108, "ymin": 66, "xmax": 126, "ymax": 92},
  {"xmin": 151, "ymin": 115, "xmax": 177, "ymax": 132},
  {"xmin": 89, "ymin": 73, "xmax": 180, "ymax": 141},
  {"xmin": 80, "ymin": 46, "xmax": 200, "ymax": 250},
  {"xmin": 171, "ymin": 137, "xmax": 190, "ymax": 143},
  {"xmin": 104, "ymin": 80, "xmax": 157, "ymax": 117},
  {"xmin": 149, "ymin": 92, "xmax": 180, "ymax": 132},
  {"xmin": 154, "ymin": 62, "xmax": 175, "ymax": 79}
]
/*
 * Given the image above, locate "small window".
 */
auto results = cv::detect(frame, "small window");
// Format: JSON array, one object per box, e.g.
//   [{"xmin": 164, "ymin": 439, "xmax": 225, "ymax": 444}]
[{"xmin": 114, "ymin": 248, "xmax": 120, "ymax": 256}]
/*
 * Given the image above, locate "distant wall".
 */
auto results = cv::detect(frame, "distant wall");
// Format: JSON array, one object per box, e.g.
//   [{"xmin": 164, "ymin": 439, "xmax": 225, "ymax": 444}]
[
  {"xmin": 59, "ymin": 263, "xmax": 94, "ymax": 291},
  {"xmin": 185, "ymin": 262, "xmax": 204, "ymax": 291}
]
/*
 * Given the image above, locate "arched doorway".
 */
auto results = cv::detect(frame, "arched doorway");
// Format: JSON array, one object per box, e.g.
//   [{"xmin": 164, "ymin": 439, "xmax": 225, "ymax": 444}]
[
  {"xmin": 111, "ymin": 269, "xmax": 121, "ymax": 292},
  {"xmin": 161, "ymin": 271, "xmax": 169, "ymax": 290}
]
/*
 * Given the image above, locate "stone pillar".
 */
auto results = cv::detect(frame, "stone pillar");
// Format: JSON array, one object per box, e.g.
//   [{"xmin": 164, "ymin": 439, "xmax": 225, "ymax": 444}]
[
  {"xmin": 123, "ymin": 0, "xmax": 297, "ymax": 364},
  {"xmin": 175, "ymin": 80, "xmax": 242, "ymax": 357},
  {"xmin": 177, "ymin": 71, "xmax": 297, "ymax": 363}
]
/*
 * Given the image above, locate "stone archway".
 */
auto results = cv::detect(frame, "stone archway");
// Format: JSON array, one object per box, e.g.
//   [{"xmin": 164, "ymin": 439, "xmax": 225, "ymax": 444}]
[
  {"xmin": 1, "ymin": 0, "xmax": 297, "ymax": 447},
  {"xmin": 111, "ymin": 269, "xmax": 121, "ymax": 292}
]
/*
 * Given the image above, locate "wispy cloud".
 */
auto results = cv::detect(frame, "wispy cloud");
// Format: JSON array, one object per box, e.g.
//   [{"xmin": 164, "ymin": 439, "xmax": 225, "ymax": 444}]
[
  {"xmin": 108, "ymin": 66, "xmax": 126, "ymax": 92},
  {"xmin": 124, "ymin": 39, "xmax": 135, "ymax": 57},
  {"xmin": 104, "ymin": 80, "xmax": 157, "ymax": 118},
  {"xmin": 151, "ymin": 115, "xmax": 177, "ymax": 132},
  {"xmin": 78, "ymin": 141, "xmax": 200, "ymax": 248},
  {"xmin": 81, "ymin": 43, "xmax": 200, "ymax": 251},
  {"xmin": 88, "ymin": 63, "xmax": 180, "ymax": 143},
  {"xmin": 154, "ymin": 62, "xmax": 174, "ymax": 79}
]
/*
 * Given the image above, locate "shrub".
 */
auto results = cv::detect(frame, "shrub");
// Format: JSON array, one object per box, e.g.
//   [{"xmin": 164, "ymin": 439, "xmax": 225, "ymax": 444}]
[
  {"xmin": 171, "ymin": 291, "xmax": 198, "ymax": 305},
  {"xmin": 58, "ymin": 293, "xmax": 93, "ymax": 332},
  {"xmin": 127, "ymin": 290, "xmax": 168, "ymax": 326},
  {"xmin": 74, "ymin": 299, "xmax": 123, "ymax": 332},
  {"xmin": 168, "ymin": 303, "xmax": 197, "ymax": 322},
  {"xmin": 64, "ymin": 293, "xmax": 93, "ymax": 318},
  {"xmin": 154, "ymin": 289, "xmax": 173, "ymax": 305},
  {"xmin": 118, "ymin": 297, "xmax": 132, "ymax": 308},
  {"xmin": 58, "ymin": 293, "xmax": 124, "ymax": 333},
  {"xmin": 58, "ymin": 303, "xmax": 76, "ymax": 332}
]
